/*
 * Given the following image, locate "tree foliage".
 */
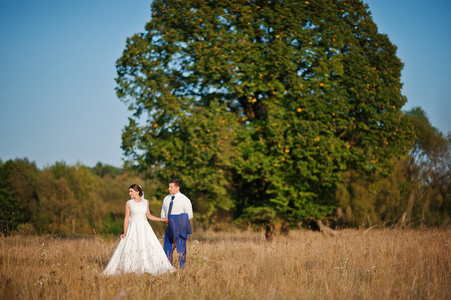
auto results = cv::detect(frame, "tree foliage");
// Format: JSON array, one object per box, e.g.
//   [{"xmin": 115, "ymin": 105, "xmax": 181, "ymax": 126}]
[
  {"xmin": 403, "ymin": 108, "xmax": 451, "ymax": 224},
  {"xmin": 117, "ymin": 0, "xmax": 412, "ymax": 224},
  {"xmin": 0, "ymin": 159, "xmax": 150, "ymax": 236},
  {"xmin": 335, "ymin": 108, "xmax": 450, "ymax": 227},
  {"xmin": 0, "ymin": 159, "xmax": 39, "ymax": 235}
]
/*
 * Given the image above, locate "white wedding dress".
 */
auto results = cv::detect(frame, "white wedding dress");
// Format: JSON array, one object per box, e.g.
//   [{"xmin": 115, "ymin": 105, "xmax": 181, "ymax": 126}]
[{"xmin": 101, "ymin": 199, "xmax": 175, "ymax": 276}]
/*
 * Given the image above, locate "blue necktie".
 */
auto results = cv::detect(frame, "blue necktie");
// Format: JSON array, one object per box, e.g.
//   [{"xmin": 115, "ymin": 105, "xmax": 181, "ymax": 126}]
[{"xmin": 168, "ymin": 195, "xmax": 175, "ymax": 216}]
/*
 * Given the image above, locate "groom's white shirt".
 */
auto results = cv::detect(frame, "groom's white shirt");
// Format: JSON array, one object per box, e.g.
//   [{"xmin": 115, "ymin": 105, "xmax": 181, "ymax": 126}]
[{"xmin": 160, "ymin": 192, "xmax": 193, "ymax": 219}]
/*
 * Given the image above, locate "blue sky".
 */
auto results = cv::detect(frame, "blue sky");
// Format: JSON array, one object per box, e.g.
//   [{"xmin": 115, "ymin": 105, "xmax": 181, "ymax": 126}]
[{"xmin": 1, "ymin": 0, "xmax": 450, "ymax": 169}]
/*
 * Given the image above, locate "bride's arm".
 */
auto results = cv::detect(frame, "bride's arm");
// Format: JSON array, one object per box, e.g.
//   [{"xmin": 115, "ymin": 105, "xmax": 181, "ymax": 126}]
[
  {"xmin": 120, "ymin": 201, "xmax": 131, "ymax": 239},
  {"xmin": 146, "ymin": 201, "xmax": 165, "ymax": 222}
]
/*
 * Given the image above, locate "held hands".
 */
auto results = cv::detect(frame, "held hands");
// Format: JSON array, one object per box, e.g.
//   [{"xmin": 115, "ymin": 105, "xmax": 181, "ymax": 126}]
[{"xmin": 162, "ymin": 217, "xmax": 169, "ymax": 224}]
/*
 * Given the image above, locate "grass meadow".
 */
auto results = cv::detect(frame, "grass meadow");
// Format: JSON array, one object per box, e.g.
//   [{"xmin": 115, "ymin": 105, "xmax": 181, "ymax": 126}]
[{"xmin": 1, "ymin": 228, "xmax": 450, "ymax": 299}]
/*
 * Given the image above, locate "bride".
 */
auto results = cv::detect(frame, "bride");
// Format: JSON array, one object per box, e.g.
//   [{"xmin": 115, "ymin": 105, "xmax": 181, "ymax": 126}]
[{"xmin": 101, "ymin": 184, "xmax": 175, "ymax": 276}]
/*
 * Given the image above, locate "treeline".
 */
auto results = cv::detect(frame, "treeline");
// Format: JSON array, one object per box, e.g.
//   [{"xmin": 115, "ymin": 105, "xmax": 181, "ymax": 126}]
[
  {"xmin": 0, "ymin": 161, "xmax": 168, "ymax": 236},
  {"xmin": 0, "ymin": 110, "xmax": 449, "ymax": 236}
]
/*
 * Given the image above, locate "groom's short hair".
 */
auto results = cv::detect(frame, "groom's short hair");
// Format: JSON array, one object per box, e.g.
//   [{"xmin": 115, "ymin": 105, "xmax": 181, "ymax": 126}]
[{"xmin": 169, "ymin": 178, "xmax": 182, "ymax": 188}]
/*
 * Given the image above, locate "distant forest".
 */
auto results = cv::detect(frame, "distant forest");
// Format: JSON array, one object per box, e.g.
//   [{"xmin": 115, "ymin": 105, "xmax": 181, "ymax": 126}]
[{"xmin": 0, "ymin": 161, "xmax": 172, "ymax": 236}]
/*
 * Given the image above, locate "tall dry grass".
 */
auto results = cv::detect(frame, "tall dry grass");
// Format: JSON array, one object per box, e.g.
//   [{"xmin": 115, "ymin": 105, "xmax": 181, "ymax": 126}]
[{"xmin": 1, "ymin": 229, "xmax": 450, "ymax": 299}]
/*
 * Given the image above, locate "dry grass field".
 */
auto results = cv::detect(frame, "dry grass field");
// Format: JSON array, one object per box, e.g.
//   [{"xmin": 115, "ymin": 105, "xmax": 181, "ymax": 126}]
[{"xmin": 1, "ymin": 228, "xmax": 450, "ymax": 299}]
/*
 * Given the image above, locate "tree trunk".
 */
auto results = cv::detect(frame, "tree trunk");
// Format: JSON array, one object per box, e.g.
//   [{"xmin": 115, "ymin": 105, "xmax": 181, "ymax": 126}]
[
  {"xmin": 265, "ymin": 223, "xmax": 275, "ymax": 241},
  {"xmin": 403, "ymin": 189, "xmax": 416, "ymax": 227},
  {"xmin": 316, "ymin": 219, "xmax": 337, "ymax": 237}
]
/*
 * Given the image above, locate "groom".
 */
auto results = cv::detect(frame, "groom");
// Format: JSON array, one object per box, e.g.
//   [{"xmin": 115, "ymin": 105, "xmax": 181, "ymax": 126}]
[{"xmin": 161, "ymin": 178, "xmax": 193, "ymax": 269}]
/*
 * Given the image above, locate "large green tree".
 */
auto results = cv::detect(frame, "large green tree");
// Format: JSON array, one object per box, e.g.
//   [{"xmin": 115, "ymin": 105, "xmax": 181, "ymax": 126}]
[{"xmin": 117, "ymin": 0, "xmax": 412, "ymax": 224}]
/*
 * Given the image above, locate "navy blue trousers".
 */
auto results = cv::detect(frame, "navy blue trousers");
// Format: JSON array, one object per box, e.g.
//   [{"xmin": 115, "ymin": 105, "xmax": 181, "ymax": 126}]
[{"xmin": 163, "ymin": 227, "xmax": 187, "ymax": 269}]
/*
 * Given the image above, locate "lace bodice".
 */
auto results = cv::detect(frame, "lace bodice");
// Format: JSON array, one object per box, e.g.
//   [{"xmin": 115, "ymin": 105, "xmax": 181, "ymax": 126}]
[{"xmin": 129, "ymin": 199, "xmax": 148, "ymax": 222}]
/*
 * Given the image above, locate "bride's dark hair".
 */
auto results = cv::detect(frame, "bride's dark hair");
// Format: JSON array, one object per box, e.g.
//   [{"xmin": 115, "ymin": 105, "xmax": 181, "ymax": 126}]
[{"xmin": 129, "ymin": 184, "xmax": 143, "ymax": 196}]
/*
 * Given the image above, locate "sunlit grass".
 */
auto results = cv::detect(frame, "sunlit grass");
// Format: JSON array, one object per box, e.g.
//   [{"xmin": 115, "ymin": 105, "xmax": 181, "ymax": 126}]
[{"xmin": 1, "ymin": 229, "xmax": 450, "ymax": 299}]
